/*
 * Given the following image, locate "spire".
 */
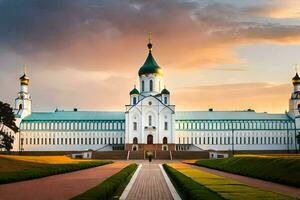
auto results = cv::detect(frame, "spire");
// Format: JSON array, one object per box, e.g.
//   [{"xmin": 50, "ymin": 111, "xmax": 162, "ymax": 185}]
[
  {"xmin": 147, "ymin": 32, "xmax": 153, "ymax": 52},
  {"xmin": 23, "ymin": 64, "xmax": 27, "ymax": 75}
]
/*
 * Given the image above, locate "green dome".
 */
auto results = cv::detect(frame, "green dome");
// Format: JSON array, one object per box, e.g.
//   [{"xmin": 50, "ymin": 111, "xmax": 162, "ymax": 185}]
[
  {"xmin": 138, "ymin": 42, "xmax": 163, "ymax": 76},
  {"xmin": 130, "ymin": 87, "xmax": 140, "ymax": 95},
  {"xmin": 161, "ymin": 88, "xmax": 170, "ymax": 95}
]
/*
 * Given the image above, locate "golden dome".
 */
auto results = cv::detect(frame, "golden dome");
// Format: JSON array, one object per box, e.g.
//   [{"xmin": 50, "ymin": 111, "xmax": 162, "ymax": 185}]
[{"xmin": 20, "ymin": 73, "xmax": 29, "ymax": 85}]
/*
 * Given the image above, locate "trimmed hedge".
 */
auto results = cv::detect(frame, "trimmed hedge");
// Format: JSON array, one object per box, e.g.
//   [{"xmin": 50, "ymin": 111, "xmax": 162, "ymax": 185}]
[
  {"xmin": 195, "ymin": 157, "xmax": 300, "ymax": 187},
  {"xmin": 71, "ymin": 163, "xmax": 138, "ymax": 200},
  {"xmin": 0, "ymin": 159, "xmax": 112, "ymax": 184},
  {"xmin": 163, "ymin": 164, "xmax": 224, "ymax": 200}
]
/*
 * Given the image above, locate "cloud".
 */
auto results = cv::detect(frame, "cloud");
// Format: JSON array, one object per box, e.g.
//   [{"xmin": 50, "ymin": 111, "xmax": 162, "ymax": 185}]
[
  {"xmin": 244, "ymin": 1, "xmax": 300, "ymax": 19},
  {"xmin": 173, "ymin": 82, "xmax": 291, "ymax": 113},
  {"xmin": 0, "ymin": 0, "xmax": 300, "ymax": 73}
]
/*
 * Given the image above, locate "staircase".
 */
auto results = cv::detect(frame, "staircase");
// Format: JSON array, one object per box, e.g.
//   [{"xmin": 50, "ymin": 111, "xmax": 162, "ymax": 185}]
[
  {"xmin": 156, "ymin": 151, "xmax": 171, "ymax": 160},
  {"xmin": 129, "ymin": 151, "xmax": 145, "ymax": 160}
]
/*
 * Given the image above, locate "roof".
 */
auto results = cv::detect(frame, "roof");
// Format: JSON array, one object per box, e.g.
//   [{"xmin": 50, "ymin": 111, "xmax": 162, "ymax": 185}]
[
  {"xmin": 293, "ymin": 73, "xmax": 300, "ymax": 85},
  {"xmin": 22, "ymin": 111, "xmax": 125, "ymax": 121},
  {"xmin": 130, "ymin": 88, "xmax": 140, "ymax": 95},
  {"xmin": 161, "ymin": 88, "xmax": 170, "ymax": 95},
  {"xmin": 175, "ymin": 111, "xmax": 291, "ymax": 121},
  {"xmin": 138, "ymin": 52, "xmax": 163, "ymax": 76}
]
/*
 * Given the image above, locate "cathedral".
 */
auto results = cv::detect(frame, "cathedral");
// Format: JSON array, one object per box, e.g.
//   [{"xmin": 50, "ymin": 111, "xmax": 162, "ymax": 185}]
[{"xmin": 8, "ymin": 39, "xmax": 299, "ymax": 153}]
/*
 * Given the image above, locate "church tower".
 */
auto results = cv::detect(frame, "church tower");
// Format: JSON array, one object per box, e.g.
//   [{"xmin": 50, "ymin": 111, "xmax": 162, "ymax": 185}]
[
  {"xmin": 15, "ymin": 66, "xmax": 32, "ymax": 119},
  {"xmin": 125, "ymin": 34, "xmax": 175, "ymax": 151}
]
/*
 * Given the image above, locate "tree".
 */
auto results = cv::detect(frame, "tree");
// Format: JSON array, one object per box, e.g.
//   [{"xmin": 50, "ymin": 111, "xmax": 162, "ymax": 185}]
[{"xmin": 0, "ymin": 101, "xmax": 18, "ymax": 151}]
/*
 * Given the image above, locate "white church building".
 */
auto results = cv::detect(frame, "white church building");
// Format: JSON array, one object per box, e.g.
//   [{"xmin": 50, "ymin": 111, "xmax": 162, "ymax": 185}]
[{"xmin": 9, "ymin": 39, "xmax": 299, "ymax": 153}]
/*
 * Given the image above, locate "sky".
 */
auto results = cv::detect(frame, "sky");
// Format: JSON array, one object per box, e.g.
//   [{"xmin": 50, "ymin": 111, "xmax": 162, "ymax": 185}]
[{"xmin": 1, "ymin": 0, "xmax": 300, "ymax": 113}]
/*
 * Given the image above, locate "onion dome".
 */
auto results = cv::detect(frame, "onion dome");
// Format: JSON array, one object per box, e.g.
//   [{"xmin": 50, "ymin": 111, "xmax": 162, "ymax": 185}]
[
  {"xmin": 20, "ymin": 73, "xmax": 29, "ymax": 85},
  {"xmin": 161, "ymin": 88, "xmax": 170, "ymax": 95},
  {"xmin": 292, "ymin": 73, "xmax": 300, "ymax": 85},
  {"xmin": 138, "ymin": 40, "xmax": 163, "ymax": 77},
  {"xmin": 130, "ymin": 86, "xmax": 140, "ymax": 95}
]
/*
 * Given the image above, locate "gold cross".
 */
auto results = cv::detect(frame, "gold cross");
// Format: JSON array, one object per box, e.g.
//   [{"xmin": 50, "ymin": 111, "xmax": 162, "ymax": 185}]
[
  {"xmin": 23, "ymin": 64, "xmax": 28, "ymax": 74},
  {"xmin": 148, "ymin": 32, "xmax": 152, "ymax": 43}
]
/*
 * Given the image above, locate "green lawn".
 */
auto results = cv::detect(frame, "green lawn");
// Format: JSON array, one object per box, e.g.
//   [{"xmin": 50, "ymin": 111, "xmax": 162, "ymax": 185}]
[
  {"xmin": 163, "ymin": 164, "xmax": 224, "ymax": 200},
  {"xmin": 168, "ymin": 163, "xmax": 294, "ymax": 200},
  {"xmin": 195, "ymin": 157, "xmax": 300, "ymax": 187},
  {"xmin": 71, "ymin": 163, "xmax": 138, "ymax": 200},
  {"xmin": 0, "ymin": 155, "xmax": 112, "ymax": 184}
]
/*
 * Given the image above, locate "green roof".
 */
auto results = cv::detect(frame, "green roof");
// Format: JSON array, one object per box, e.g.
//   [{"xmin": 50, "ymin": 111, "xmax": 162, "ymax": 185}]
[
  {"xmin": 175, "ymin": 111, "xmax": 291, "ymax": 121},
  {"xmin": 138, "ymin": 52, "xmax": 163, "ymax": 76},
  {"xmin": 22, "ymin": 111, "xmax": 125, "ymax": 121},
  {"xmin": 161, "ymin": 88, "xmax": 170, "ymax": 95},
  {"xmin": 130, "ymin": 88, "xmax": 140, "ymax": 95}
]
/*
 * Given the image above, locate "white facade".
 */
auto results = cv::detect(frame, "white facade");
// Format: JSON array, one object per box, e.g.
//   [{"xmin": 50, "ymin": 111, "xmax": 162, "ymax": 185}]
[{"xmin": 9, "ymin": 41, "xmax": 300, "ymax": 152}]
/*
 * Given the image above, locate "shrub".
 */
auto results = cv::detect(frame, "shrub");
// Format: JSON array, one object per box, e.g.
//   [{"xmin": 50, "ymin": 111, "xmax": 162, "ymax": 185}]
[
  {"xmin": 163, "ymin": 164, "xmax": 224, "ymax": 200},
  {"xmin": 195, "ymin": 157, "xmax": 300, "ymax": 187},
  {"xmin": 71, "ymin": 163, "xmax": 137, "ymax": 200}
]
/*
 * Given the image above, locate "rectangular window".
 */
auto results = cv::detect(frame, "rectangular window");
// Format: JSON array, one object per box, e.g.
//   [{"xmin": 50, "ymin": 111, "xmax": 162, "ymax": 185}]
[
  {"xmin": 164, "ymin": 122, "xmax": 168, "ymax": 130},
  {"xmin": 133, "ymin": 122, "xmax": 137, "ymax": 131}
]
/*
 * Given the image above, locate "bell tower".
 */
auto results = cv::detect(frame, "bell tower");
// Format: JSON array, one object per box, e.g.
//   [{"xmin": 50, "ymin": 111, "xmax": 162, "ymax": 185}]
[{"xmin": 15, "ymin": 65, "xmax": 32, "ymax": 119}]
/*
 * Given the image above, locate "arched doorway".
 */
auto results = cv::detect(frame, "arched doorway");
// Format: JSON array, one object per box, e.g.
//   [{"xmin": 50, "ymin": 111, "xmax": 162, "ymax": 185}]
[
  {"xmin": 147, "ymin": 134, "xmax": 153, "ymax": 144},
  {"xmin": 163, "ymin": 137, "xmax": 168, "ymax": 144},
  {"xmin": 133, "ymin": 137, "xmax": 138, "ymax": 144}
]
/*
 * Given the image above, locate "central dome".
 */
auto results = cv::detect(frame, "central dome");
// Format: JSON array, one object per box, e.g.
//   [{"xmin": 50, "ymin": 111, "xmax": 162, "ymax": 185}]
[
  {"xmin": 138, "ymin": 52, "xmax": 163, "ymax": 76},
  {"xmin": 138, "ymin": 41, "xmax": 163, "ymax": 76}
]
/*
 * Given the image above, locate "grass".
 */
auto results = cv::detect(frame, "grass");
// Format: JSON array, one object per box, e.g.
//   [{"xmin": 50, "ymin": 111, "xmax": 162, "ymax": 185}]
[
  {"xmin": 0, "ymin": 155, "xmax": 112, "ymax": 184},
  {"xmin": 169, "ymin": 163, "xmax": 294, "ymax": 200},
  {"xmin": 71, "ymin": 163, "xmax": 138, "ymax": 200},
  {"xmin": 195, "ymin": 156, "xmax": 300, "ymax": 187},
  {"xmin": 235, "ymin": 154, "xmax": 300, "ymax": 159},
  {"xmin": 163, "ymin": 164, "xmax": 224, "ymax": 200}
]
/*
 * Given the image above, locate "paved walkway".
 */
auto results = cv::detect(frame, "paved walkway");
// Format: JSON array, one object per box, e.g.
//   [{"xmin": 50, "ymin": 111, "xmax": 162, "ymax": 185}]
[
  {"xmin": 0, "ymin": 162, "xmax": 127, "ymax": 200},
  {"xmin": 190, "ymin": 164, "xmax": 300, "ymax": 198},
  {"xmin": 125, "ymin": 163, "xmax": 174, "ymax": 200}
]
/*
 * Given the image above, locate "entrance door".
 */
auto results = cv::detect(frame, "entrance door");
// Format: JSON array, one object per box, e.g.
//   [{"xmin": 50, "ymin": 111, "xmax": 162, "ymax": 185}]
[{"xmin": 147, "ymin": 134, "xmax": 153, "ymax": 144}]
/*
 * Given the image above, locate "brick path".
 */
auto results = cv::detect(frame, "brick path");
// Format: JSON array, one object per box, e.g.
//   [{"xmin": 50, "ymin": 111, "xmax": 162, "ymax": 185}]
[
  {"xmin": 125, "ymin": 163, "xmax": 173, "ymax": 200},
  {"xmin": 190, "ymin": 164, "xmax": 300, "ymax": 198},
  {"xmin": 0, "ymin": 162, "xmax": 127, "ymax": 200}
]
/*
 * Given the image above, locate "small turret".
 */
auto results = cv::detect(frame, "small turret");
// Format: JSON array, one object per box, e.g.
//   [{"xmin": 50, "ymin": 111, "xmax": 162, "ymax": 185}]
[
  {"xmin": 161, "ymin": 87, "xmax": 170, "ymax": 105},
  {"xmin": 15, "ymin": 65, "xmax": 32, "ymax": 118},
  {"xmin": 130, "ymin": 85, "xmax": 139, "ymax": 105}
]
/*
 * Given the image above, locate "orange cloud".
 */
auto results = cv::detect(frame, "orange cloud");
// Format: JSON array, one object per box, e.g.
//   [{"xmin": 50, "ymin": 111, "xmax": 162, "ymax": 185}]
[{"xmin": 173, "ymin": 82, "xmax": 291, "ymax": 113}]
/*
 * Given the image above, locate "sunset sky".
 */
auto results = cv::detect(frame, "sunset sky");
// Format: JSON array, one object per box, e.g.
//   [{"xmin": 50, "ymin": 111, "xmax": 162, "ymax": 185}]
[{"xmin": 1, "ymin": 0, "xmax": 300, "ymax": 113}]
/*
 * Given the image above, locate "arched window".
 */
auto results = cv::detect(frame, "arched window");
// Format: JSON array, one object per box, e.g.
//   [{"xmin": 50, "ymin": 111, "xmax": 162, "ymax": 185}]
[
  {"xmin": 163, "ymin": 137, "xmax": 168, "ymax": 144},
  {"xmin": 19, "ymin": 104, "xmax": 23, "ymax": 110},
  {"xmin": 164, "ymin": 96, "xmax": 168, "ymax": 104},
  {"xmin": 133, "ymin": 137, "xmax": 138, "ymax": 144},
  {"xmin": 147, "ymin": 134, "xmax": 153, "ymax": 144},
  {"xmin": 148, "ymin": 115, "xmax": 152, "ymax": 126},
  {"xmin": 142, "ymin": 80, "xmax": 145, "ymax": 92},
  {"xmin": 133, "ymin": 97, "xmax": 137, "ymax": 105},
  {"xmin": 150, "ymin": 80, "xmax": 153, "ymax": 91}
]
